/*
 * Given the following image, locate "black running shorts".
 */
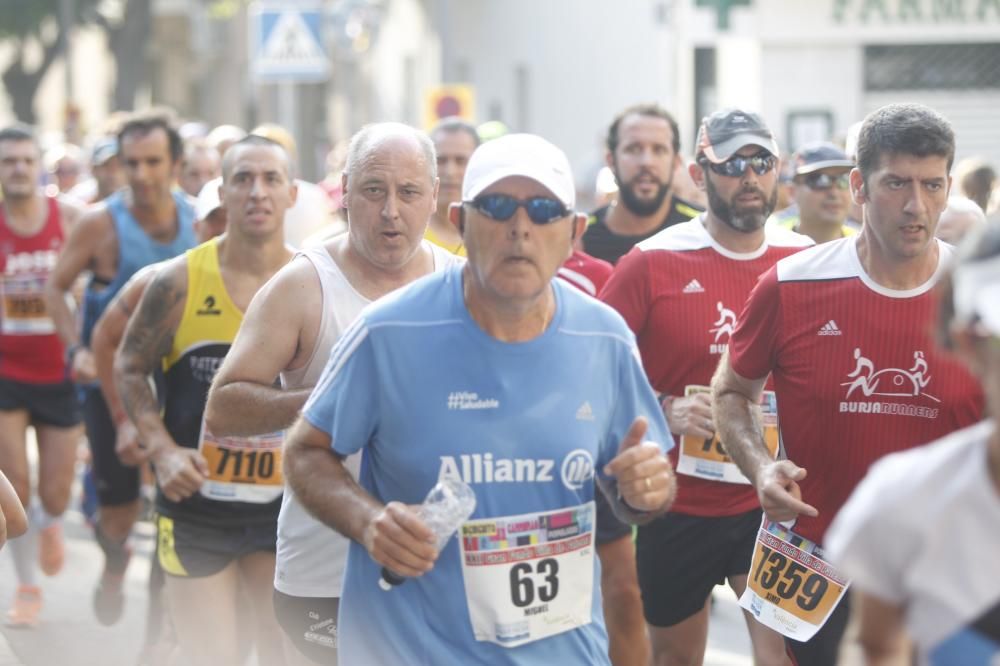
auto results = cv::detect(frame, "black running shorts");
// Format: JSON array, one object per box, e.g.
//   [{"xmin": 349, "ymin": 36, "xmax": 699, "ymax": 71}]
[
  {"xmin": 273, "ymin": 588, "xmax": 339, "ymax": 664},
  {"xmin": 636, "ymin": 508, "xmax": 761, "ymax": 627},
  {"xmin": 0, "ymin": 377, "xmax": 81, "ymax": 428},
  {"xmin": 156, "ymin": 514, "xmax": 277, "ymax": 578}
]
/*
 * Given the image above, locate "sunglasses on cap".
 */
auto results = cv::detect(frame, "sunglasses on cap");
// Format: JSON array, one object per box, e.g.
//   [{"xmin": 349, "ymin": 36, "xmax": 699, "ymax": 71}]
[
  {"xmin": 466, "ymin": 193, "xmax": 571, "ymax": 225},
  {"xmin": 801, "ymin": 172, "xmax": 850, "ymax": 191},
  {"xmin": 701, "ymin": 152, "xmax": 777, "ymax": 178}
]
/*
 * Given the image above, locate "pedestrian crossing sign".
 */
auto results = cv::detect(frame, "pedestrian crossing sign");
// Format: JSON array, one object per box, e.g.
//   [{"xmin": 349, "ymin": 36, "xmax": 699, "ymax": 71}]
[{"xmin": 251, "ymin": 4, "xmax": 329, "ymax": 83}]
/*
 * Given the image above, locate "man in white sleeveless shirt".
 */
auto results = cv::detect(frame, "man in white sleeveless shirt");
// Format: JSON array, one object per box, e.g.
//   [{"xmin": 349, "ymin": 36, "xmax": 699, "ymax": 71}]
[{"xmin": 205, "ymin": 122, "xmax": 463, "ymax": 664}]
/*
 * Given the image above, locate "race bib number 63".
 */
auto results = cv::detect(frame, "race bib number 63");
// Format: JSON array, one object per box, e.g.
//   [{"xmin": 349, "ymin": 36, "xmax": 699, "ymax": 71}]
[{"xmin": 459, "ymin": 502, "xmax": 595, "ymax": 648}]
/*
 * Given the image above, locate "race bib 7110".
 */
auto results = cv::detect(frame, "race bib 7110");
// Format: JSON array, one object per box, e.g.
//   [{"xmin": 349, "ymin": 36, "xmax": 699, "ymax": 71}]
[{"xmin": 197, "ymin": 417, "xmax": 284, "ymax": 504}]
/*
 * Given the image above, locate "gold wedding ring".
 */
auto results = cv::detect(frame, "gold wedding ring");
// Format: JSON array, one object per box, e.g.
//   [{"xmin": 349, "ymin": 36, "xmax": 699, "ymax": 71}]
[{"xmin": 644, "ymin": 477, "xmax": 652, "ymax": 491}]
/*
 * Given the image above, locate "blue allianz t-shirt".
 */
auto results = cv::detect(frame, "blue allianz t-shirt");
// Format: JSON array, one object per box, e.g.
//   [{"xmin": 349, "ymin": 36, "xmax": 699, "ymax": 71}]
[{"xmin": 304, "ymin": 264, "xmax": 672, "ymax": 664}]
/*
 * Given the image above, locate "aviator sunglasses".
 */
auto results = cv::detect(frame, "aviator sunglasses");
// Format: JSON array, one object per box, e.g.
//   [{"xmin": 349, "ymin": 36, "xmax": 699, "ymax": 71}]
[
  {"xmin": 702, "ymin": 152, "xmax": 777, "ymax": 178},
  {"xmin": 801, "ymin": 172, "xmax": 850, "ymax": 191},
  {"xmin": 467, "ymin": 193, "xmax": 571, "ymax": 225}
]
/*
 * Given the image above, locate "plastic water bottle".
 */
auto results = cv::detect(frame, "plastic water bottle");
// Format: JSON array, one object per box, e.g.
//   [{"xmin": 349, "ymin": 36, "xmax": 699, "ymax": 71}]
[{"xmin": 379, "ymin": 478, "xmax": 477, "ymax": 590}]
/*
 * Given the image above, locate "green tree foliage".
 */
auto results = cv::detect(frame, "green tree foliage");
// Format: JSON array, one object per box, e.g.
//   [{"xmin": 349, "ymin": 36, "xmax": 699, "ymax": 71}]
[{"xmin": 0, "ymin": 0, "xmax": 101, "ymax": 123}]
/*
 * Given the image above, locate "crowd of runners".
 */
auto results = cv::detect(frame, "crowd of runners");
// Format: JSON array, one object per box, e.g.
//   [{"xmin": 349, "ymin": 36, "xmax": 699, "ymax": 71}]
[{"xmin": 0, "ymin": 98, "xmax": 996, "ymax": 666}]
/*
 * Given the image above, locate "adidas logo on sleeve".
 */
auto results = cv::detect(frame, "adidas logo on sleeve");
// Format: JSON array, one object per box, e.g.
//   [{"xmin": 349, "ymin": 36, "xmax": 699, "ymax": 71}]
[
  {"xmin": 575, "ymin": 401, "xmax": 595, "ymax": 421},
  {"xmin": 818, "ymin": 320, "xmax": 842, "ymax": 336}
]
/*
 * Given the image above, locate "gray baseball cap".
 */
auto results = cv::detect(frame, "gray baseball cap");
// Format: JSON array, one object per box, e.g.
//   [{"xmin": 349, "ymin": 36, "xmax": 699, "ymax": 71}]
[
  {"xmin": 793, "ymin": 142, "xmax": 854, "ymax": 176},
  {"xmin": 696, "ymin": 108, "xmax": 779, "ymax": 164}
]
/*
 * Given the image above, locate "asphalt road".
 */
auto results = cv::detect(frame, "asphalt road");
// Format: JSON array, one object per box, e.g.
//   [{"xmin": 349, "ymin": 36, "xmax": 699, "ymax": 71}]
[
  {"xmin": 0, "ymin": 509, "xmax": 754, "ymax": 666},
  {"xmin": 0, "ymin": 444, "xmax": 756, "ymax": 666}
]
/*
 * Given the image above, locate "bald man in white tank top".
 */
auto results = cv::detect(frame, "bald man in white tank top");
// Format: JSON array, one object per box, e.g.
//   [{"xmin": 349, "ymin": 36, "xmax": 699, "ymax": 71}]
[{"xmin": 206, "ymin": 123, "xmax": 463, "ymax": 664}]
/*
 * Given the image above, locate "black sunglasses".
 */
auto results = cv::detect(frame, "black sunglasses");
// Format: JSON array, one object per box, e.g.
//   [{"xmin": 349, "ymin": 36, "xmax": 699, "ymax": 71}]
[
  {"xmin": 801, "ymin": 172, "xmax": 850, "ymax": 191},
  {"xmin": 467, "ymin": 193, "xmax": 571, "ymax": 225},
  {"xmin": 702, "ymin": 152, "xmax": 777, "ymax": 178}
]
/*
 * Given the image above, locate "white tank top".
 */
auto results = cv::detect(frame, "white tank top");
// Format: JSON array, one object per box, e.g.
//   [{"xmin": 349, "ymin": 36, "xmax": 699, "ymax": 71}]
[{"xmin": 274, "ymin": 241, "xmax": 464, "ymax": 597}]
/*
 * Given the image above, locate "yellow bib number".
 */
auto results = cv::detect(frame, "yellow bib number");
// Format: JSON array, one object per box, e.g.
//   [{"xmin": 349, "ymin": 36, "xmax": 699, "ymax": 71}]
[
  {"xmin": 197, "ymin": 419, "xmax": 284, "ymax": 504},
  {"xmin": 203, "ymin": 442, "xmax": 281, "ymax": 486},
  {"xmin": 747, "ymin": 538, "xmax": 843, "ymax": 624},
  {"xmin": 1, "ymin": 277, "xmax": 54, "ymax": 335},
  {"xmin": 678, "ymin": 386, "xmax": 779, "ymax": 483},
  {"xmin": 739, "ymin": 520, "xmax": 849, "ymax": 641}
]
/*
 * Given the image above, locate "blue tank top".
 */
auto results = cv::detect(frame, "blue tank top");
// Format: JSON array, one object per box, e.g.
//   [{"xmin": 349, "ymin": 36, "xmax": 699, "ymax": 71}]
[{"xmin": 80, "ymin": 190, "xmax": 196, "ymax": 345}]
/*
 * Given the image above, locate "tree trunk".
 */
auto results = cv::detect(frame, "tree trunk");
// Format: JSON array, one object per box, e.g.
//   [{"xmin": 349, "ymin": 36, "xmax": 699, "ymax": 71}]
[
  {"xmin": 2, "ymin": 37, "xmax": 62, "ymax": 124},
  {"xmin": 109, "ymin": 0, "xmax": 151, "ymax": 111}
]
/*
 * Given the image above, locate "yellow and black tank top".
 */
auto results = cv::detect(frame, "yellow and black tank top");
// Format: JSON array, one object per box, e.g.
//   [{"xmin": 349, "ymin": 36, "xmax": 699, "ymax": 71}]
[{"xmin": 159, "ymin": 239, "xmax": 282, "ymax": 527}]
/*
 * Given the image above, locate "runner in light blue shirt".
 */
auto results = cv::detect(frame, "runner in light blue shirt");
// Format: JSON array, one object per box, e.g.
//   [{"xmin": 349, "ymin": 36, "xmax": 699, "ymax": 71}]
[{"xmin": 287, "ymin": 133, "xmax": 676, "ymax": 664}]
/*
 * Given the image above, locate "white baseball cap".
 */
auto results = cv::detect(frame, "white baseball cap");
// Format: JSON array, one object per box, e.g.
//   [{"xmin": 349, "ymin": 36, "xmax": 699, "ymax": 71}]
[
  {"xmin": 462, "ymin": 133, "xmax": 575, "ymax": 208},
  {"xmin": 195, "ymin": 177, "xmax": 223, "ymax": 221},
  {"xmin": 953, "ymin": 249, "xmax": 1000, "ymax": 336}
]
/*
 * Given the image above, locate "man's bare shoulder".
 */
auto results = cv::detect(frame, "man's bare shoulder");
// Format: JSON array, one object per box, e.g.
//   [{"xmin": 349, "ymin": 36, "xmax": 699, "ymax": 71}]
[
  {"xmin": 222, "ymin": 253, "xmax": 320, "ymax": 377},
  {"xmin": 115, "ymin": 260, "xmax": 170, "ymax": 305},
  {"xmin": 154, "ymin": 252, "xmax": 190, "ymax": 281},
  {"xmin": 128, "ymin": 260, "xmax": 171, "ymax": 289},
  {"xmin": 141, "ymin": 254, "xmax": 190, "ymax": 305},
  {"xmin": 54, "ymin": 194, "xmax": 85, "ymax": 223},
  {"xmin": 121, "ymin": 254, "xmax": 191, "ymax": 346},
  {"xmin": 253, "ymin": 253, "xmax": 322, "ymax": 314},
  {"xmin": 72, "ymin": 203, "xmax": 115, "ymax": 237},
  {"xmin": 321, "ymin": 233, "xmax": 349, "ymax": 265},
  {"xmin": 50, "ymin": 203, "xmax": 114, "ymax": 277}
]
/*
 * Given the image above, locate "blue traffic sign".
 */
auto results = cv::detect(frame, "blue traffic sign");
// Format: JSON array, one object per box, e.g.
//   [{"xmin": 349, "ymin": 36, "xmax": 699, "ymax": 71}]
[{"xmin": 251, "ymin": 4, "xmax": 329, "ymax": 83}]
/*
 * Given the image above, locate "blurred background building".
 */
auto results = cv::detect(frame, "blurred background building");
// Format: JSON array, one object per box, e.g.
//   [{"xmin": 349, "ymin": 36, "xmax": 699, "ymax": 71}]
[{"xmin": 1, "ymin": 0, "xmax": 998, "ymax": 185}]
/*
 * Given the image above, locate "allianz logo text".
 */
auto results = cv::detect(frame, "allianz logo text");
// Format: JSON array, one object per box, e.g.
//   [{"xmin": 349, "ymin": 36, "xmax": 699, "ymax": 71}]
[{"xmin": 438, "ymin": 449, "xmax": 595, "ymax": 491}]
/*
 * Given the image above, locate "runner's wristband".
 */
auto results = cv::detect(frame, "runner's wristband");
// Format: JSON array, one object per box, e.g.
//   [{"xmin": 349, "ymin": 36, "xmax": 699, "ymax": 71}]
[{"xmin": 616, "ymin": 489, "xmax": 651, "ymax": 517}]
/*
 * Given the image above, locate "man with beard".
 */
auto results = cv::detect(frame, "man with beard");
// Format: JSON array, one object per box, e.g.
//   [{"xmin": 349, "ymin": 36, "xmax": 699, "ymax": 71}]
[
  {"xmin": 583, "ymin": 104, "xmax": 702, "ymax": 665},
  {"xmin": 602, "ymin": 108, "xmax": 811, "ymax": 665},
  {"xmin": 581, "ymin": 104, "xmax": 702, "ymax": 265}
]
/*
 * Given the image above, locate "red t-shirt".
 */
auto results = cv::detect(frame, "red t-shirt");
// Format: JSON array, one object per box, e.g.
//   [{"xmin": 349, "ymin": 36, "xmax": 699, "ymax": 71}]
[
  {"xmin": 0, "ymin": 197, "xmax": 68, "ymax": 384},
  {"xmin": 558, "ymin": 249, "xmax": 613, "ymax": 297},
  {"xmin": 729, "ymin": 237, "xmax": 984, "ymax": 543},
  {"xmin": 601, "ymin": 218, "xmax": 813, "ymax": 516}
]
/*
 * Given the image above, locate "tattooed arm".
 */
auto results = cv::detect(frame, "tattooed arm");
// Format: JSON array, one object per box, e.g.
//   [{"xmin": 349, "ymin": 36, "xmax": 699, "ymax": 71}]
[
  {"xmin": 114, "ymin": 257, "xmax": 208, "ymax": 502},
  {"xmin": 93, "ymin": 263, "xmax": 163, "ymax": 466}
]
